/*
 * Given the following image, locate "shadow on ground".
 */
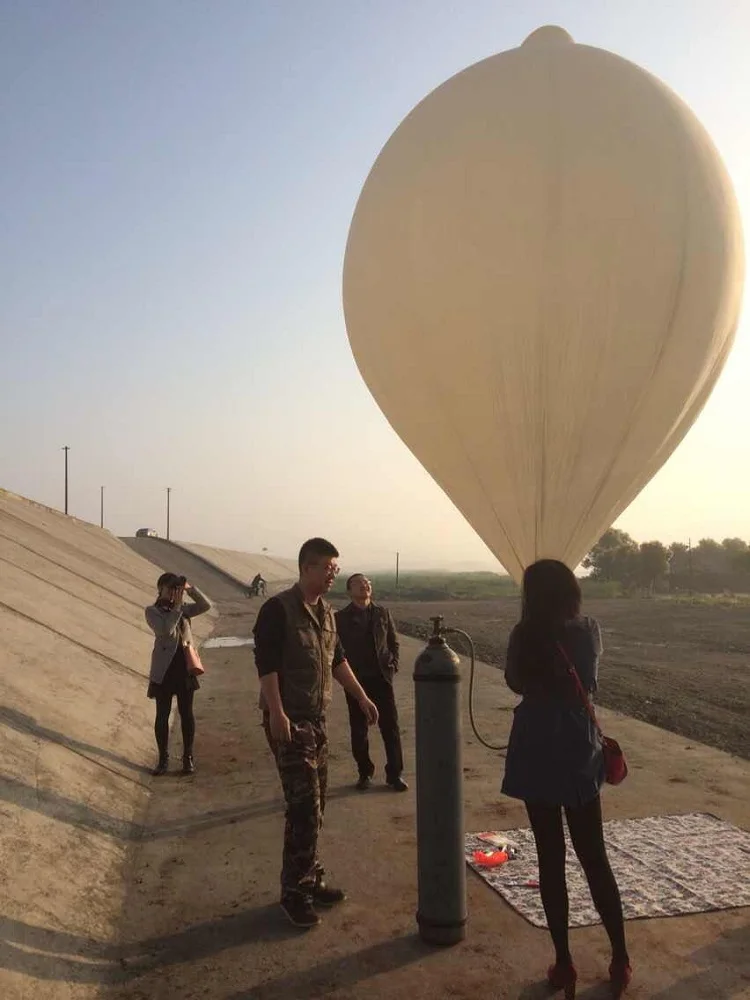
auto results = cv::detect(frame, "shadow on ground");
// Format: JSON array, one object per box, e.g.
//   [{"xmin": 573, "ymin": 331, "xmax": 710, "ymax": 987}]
[
  {"xmin": 516, "ymin": 922, "xmax": 750, "ymax": 1000},
  {"xmin": 647, "ymin": 922, "xmax": 750, "ymax": 999},
  {"xmin": 0, "ymin": 906, "xmax": 297, "ymax": 985},
  {"xmin": 0, "ymin": 705, "xmax": 150, "ymax": 777},
  {"xmin": 0, "ymin": 771, "xmax": 362, "ymax": 844},
  {"xmin": 224, "ymin": 933, "xmax": 434, "ymax": 999}
]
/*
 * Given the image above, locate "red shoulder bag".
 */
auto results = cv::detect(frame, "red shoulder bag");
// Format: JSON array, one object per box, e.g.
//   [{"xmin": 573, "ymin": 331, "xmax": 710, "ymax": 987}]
[{"xmin": 556, "ymin": 642, "xmax": 627, "ymax": 786}]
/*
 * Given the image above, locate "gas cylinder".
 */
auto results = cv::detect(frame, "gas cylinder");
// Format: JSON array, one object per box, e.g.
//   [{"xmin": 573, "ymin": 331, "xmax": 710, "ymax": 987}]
[{"xmin": 413, "ymin": 616, "xmax": 466, "ymax": 945}]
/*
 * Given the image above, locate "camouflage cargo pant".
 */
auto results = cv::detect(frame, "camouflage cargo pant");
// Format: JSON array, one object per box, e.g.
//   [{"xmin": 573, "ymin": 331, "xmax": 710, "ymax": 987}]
[{"xmin": 264, "ymin": 716, "xmax": 328, "ymax": 901}]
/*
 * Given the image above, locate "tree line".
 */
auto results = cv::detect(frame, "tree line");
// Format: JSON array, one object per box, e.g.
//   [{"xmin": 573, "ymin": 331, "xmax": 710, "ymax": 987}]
[{"xmin": 583, "ymin": 529, "xmax": 750, "ymax": 594}]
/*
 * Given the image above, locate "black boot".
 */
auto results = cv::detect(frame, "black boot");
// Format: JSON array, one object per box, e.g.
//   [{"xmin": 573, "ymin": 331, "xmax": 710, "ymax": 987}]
[
  {"xmin": 152, "ymin": 753, "xmax": 168, "ymax": 777},
  {"xmin": 182, "ymin": 754, "xmax": 195, "ymax": 775}
]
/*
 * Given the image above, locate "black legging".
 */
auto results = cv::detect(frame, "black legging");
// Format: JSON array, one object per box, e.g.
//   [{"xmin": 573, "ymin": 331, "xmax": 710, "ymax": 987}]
[
  {"xmin": 154, "ymin": 688, "xmax": 195, "ymax": 758},
  {"xmin": 526, "ymin": 796, "xmax": 628, "ymax": 966}
]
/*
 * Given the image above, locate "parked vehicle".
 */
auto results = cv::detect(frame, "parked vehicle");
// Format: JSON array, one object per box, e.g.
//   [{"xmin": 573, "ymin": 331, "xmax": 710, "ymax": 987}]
[{"xmin": 136, "ymin": 528, "xmax": 159, "ymax": 538}]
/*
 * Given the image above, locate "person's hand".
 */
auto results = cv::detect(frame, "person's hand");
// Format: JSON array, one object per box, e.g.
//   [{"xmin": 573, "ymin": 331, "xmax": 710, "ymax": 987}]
[
  {"xmin": 359, "ymin": 697, "xmax": 379, "ymax": 726},
  {"xmin": 269, "ymin": 709, "xmax": 292, "ymax": 743},
  {"xmin": 182, "ymin": 581, "xmax": 192, "ymax": 591},
  {"xmin": 170, "ymin": 585, "xmax": 184, "ymax": 606}
]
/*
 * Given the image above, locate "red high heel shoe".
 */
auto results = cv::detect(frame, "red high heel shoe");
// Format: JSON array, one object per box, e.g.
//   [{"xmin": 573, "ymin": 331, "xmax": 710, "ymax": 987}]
[
  {"xmin": 609, "ymin": 959, "xmax": 632, "ymax": 997},
  {"xmin": 547, "ymin": 962, "xmax": 577, "ymax": 999}
]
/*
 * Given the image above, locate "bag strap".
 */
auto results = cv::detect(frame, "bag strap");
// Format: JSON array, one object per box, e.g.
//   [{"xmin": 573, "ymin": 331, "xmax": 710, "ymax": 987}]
[{"xmin": 556, "ymin": 641, "xmax": 603, "ymax": 739}]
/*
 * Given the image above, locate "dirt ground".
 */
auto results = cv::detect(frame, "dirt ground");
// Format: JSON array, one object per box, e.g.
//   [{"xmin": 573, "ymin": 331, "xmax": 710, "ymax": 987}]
[
  {"xmin": 107, "ymin": 581, "xmax": 750, "ymax": 1000},
  {"xmin": 389, "ymin": 599, "xmax": 750, "ymax": 761},
  {"xmin": 4, "ymin": 508, "xmax": 748, "ymax": 1000}
]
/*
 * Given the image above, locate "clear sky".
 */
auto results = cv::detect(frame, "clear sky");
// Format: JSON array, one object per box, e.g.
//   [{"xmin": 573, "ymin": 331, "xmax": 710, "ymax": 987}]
[{"xmin": 1, "ymin": 1, "xmax": 748, "ymax": 571}]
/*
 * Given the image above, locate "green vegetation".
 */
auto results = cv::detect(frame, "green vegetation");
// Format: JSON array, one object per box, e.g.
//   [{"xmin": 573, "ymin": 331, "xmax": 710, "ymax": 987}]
[
  {"xmin": 584, "ymin": 529, "xmax": 750, "ymax": 596},
  {"xmin": 660, "ymin": 591, "xmax": 750, "ymax": 607},
  {"xmin": 330, "ymin": 565, "xmax": 750, "ymax": 604},
  {"xmin": 331, "ymin": 571, "xmax": 624, "ymax": 602},
  {"xmin": 331, "ymin": 571, "xmax": 517, "ymax": 602}
]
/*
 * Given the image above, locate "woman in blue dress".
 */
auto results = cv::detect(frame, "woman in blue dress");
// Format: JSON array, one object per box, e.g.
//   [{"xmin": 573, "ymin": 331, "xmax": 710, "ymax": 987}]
[{"xmin": 502, "ymin": 559, "xmax": 631, "ymax": 998}]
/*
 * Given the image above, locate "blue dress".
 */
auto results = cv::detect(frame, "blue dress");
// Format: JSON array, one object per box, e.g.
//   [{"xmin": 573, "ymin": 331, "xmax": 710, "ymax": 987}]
[{"xmin": 501, "ymin": 617, "xmax": 605, "ymax": 808}]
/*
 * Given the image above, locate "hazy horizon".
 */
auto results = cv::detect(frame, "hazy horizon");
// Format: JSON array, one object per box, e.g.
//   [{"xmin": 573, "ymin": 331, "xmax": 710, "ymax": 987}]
[{"xmin": 2, "ymin": 1, "xmax": 748, "ymax": 575}]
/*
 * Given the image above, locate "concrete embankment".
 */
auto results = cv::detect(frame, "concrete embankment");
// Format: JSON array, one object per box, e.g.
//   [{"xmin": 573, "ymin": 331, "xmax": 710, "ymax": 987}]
[
  {"xmin": 122, "ymin": 537, "xmax": 296, "ymax": 597},
  {"xmin": 0, "ymin": 490, "xmax": 217, "ymax": 1000},
  {"xmin": 172, "ymin": 541, "xmax": 296, "ymax": 586}
]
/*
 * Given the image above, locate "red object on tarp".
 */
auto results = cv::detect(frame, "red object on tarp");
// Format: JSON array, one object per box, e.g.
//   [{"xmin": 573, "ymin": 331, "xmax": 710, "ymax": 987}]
[{"xmin": 473, "ymin": 849, "xmax": 509, "ymax": 867}]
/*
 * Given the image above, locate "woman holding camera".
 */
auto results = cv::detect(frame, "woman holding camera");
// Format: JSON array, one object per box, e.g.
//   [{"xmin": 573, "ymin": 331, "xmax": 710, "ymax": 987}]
[{"xmin": 145, "ymin": 573, "xmax": 212, "ymax": 776}]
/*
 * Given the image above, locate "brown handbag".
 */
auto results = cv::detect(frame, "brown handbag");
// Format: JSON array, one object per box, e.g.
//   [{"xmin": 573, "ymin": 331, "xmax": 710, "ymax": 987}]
[
  {"xmin": 184, "ymin": 642, "xmax": 205, "ymax": 676},
  {"xmin": 556, "ymin": 642, "xmax": 627, "ymax": 786},
  {"xmin": 180, "ymin": 619, "xmax": 205, "ymax": 676}
]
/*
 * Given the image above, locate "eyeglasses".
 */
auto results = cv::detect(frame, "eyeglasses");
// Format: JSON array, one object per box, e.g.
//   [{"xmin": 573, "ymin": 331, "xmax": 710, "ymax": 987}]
[{"xmin": 311, "ymin": 562, "xmax": 340, "ymax": 577}]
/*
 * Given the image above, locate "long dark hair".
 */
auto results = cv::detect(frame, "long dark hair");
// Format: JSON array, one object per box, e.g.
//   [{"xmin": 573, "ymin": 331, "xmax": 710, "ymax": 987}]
[
  {"xmin": 521, "ymin": 559, "xmax": 581, "ymax": 626},
  {"xmin": 515, "ymin": 559, "xmax": 582, "ymax": 680}
]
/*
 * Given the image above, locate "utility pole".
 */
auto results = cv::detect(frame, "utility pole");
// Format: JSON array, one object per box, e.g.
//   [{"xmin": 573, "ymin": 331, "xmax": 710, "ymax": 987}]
[
  {"xmin": 62, "ymin": 446, "xmax": 70, "ymax": 514},
  {"xmin": 166, "ymin": 487, "xmax": 172, "ymax": 541},
  {"xmin": 100, "ymin": 486, "xmax": 105, "ymax": 529},
  {"xmin": 396, "ymin": 551, "xmax": 400, "ymax": 591},
  {"xmin": 688, "ymin": 537, "xmax": 693, "ymax": 595}
]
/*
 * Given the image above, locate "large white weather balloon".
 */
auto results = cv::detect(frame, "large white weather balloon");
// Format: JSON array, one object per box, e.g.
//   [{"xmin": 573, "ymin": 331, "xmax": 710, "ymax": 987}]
[{"xmin": 343, "ymin": 26, "xmax": 744, "ymax": 582}]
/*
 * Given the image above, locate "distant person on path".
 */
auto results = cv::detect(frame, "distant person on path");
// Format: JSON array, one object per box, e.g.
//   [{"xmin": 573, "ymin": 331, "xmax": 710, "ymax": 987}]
[
  {"xmin": 145, "ymin": 573, "xmax": 212, "ymax": 777},
  {"xmin": 249, "ymin": 572, "xmax": 266, "ymax": 598},
  {"xmin": 502, "ymin": 560, "xmax": 631, "ymax": 997},
  {"xmin": 253, "ymin": 537, "xmax": 379, "ymax": 929},
  {"xmin": 335, "ymin": 574, "xmax": 407, "ymax": 792}
]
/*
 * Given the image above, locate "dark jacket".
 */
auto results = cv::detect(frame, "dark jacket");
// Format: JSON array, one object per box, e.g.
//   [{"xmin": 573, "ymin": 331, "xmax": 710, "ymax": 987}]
[
  {"xmin": 501, "ymin": 616, "xmax": 604, "ymax": 807},
  {"xmin": 335, "ymin": 601, "xmax": 399, "ymax": 681},
  {"xmin": 253, "ymin": 585, "xmax": 342, "ymax": 721}
]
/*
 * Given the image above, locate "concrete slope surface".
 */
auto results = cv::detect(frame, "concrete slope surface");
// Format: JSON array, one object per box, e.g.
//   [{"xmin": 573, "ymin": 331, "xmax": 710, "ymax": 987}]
[
  {"xmin": 0, "ymin": 490, "xmax": 215, "ymax": 1000},
  {"xmin": 121, "ymin": 537, "xmax": 261, "ymax": 603},
  {"xmin": 170, "ymin": 541, "xmax": 297, "ymax": 586}
]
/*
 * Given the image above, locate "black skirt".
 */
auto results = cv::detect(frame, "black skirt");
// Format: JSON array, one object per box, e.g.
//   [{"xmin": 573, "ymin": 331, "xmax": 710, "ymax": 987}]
[{"xmin": 148, "ymin": 645, "xmax": 200, "ymax": 699}]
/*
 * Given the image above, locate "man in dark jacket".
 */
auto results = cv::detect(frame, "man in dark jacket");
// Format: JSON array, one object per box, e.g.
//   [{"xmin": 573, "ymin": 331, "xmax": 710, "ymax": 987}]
[
  {"xmin": 253, "ymin": 539, "xmax": 378, "ymax": 930},
  {"xmin": 335, "ymin": 574, "xmax": 407, "ymax": 793}
]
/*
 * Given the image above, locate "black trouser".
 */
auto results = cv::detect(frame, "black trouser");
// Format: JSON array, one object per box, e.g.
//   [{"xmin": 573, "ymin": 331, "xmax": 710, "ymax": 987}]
[
  {"xmin": 526, "ymin": 796, "xmax": 628, "ymax": 965},
  {"xmin": 154, "ymin": 687, "xmax": 195, "ymax": 758},
  {"xmin": 345, "ymin": 673, "xmax": 403, "ymax": 783}
]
